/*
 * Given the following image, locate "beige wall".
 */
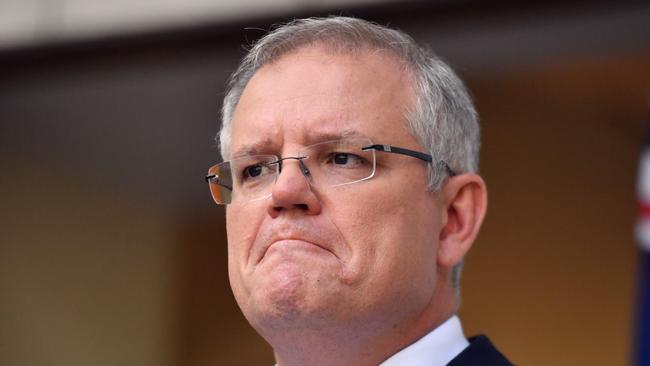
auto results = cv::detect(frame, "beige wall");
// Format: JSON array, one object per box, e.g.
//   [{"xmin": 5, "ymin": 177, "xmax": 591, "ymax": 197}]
[
  {"xmin": 1, "ymin": 157, "xmax": 179, "ymax": 366},
  {"xmin": 462, "ymin": 53, "xmax": 649, "ymax": 365}
]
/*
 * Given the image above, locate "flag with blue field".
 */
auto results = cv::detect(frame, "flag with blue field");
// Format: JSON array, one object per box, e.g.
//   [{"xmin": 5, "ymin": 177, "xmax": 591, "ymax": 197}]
[{"xmin": 635, "ymin": 119, "xmax": 650, "ymax": 366}]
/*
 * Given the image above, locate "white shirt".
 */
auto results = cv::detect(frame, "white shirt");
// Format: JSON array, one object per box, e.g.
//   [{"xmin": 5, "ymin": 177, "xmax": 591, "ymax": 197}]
[{"xmin": 379, "ymin": 315, "xmax": 469, "ymax": 366}]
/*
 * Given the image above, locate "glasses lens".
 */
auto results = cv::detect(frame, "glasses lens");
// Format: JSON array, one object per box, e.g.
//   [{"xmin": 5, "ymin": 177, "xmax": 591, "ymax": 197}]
[
  {"xmin": 207, "ymin": 163, "xmax": 233, "ymax": 204},
  {"xmin": 301, "ymin": 137, "xmax": 375, "ymax": 187},
  {"xmin": 207, "ymin": 139, "xmax": 375, "ymax": 205},
  {"xmin": 207, "ymin": 155, "xmax": 279, "ymax": 205},
  {"xmin": 232, "ymin": 155, "xmax": 281, "ymax": 204}
]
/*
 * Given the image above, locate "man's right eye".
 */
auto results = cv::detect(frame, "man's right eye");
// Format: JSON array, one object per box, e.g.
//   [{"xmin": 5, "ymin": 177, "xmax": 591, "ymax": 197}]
[{"xmin": 243, "ymin": 164, "xmax": 264, "ymax": 178}]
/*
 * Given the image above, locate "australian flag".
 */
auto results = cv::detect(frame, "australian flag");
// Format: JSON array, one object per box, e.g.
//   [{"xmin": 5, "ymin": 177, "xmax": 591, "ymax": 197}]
[{"xmin": 635, "ymin": 120, "xmax": 650, "ymax": 365}]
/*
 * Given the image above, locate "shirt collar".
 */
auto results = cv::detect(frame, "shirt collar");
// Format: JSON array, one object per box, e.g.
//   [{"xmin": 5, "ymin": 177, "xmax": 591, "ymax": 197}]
[{"xmin": 379, "ymin": 315, "xmax": 469, "ymax": 366}]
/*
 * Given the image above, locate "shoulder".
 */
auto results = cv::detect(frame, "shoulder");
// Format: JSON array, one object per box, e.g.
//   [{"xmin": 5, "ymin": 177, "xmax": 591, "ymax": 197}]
[{"xmin": 446, "ymin": 335, "xmax": 515, "ymax": 366}]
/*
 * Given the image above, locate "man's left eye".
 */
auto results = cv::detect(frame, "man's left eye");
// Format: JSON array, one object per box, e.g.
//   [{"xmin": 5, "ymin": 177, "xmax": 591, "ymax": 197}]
[
  {"xmin": 329, "ymin": 153, "xmax": 365, "ymax": 167},
  {"xmin": 333, "ymin": 153, "xmax": 350, "ymax": 164}
]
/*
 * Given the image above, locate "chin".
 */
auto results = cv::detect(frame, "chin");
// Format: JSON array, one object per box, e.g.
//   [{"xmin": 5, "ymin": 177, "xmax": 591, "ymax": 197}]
[
  {"xmin": 244, "ymin": 277, "xmax": 342, "ymax": 333},
  {"xmin": 246, "ymin": 295, "xmax": 315, "ymax": 335},
  {"xmin": 265, "ymin": 273, "xmax": 308, "ymax": 317},
  {"xmin": 238, "ymin": 253, "xmax": 350, "ymax": 333},
  {"xmin": 241, "ymin": 265, "xmax": 305, "ymax": 320}
]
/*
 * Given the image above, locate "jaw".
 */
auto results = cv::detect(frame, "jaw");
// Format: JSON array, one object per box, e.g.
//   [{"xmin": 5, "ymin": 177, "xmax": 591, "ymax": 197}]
[{"xmin": 243, "ymin": 258, "xmax": 458, "ymax": 366}]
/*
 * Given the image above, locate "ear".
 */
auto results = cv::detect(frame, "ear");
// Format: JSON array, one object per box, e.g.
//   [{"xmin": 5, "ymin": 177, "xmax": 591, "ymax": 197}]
[{"xmin": 437, "ymin": 173, "xmax": 488, "ymax": 269}]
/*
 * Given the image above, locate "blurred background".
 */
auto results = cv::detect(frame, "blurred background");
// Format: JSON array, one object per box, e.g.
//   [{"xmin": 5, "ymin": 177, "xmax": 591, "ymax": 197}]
[{"xmin": 1, "ymin": 0, "xmax": 649, "ymax": 365}]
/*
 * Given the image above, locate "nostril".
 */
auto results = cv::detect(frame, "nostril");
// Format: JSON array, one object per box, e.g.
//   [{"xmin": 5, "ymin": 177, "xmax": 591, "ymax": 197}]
[
  {"xmin": 294, "ymin": 203, "xmax": 309, "ymax": 210},
  {"xmin": 271, "ymin": 203, "xmax": 308, "ymax": 210}
]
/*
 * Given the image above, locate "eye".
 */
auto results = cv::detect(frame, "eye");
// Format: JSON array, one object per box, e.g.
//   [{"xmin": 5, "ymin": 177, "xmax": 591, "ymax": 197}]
[
  {"xmin": 240, "ymin": 162, "xmax": 275, "ymax": 181},
  {"xmin": 333, "ymin": 153, "xmax": 349, "ymax": 165},
  {"xmin": 328, "ymin": 152, "xmax": 366, "ymax": 168},
  {"xmin": 244, "ymin": 164, "xmax": 264, "ymax": 178}
]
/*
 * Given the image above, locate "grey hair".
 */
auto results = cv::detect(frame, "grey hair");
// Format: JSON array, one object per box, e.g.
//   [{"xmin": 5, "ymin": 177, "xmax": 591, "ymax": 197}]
[{"xmin": 218, "ymin": 16, "xmax": 479, "ymax": 294}]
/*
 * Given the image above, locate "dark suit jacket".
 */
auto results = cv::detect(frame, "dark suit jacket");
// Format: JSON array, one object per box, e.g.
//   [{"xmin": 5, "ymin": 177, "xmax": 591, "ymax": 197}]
[{"xmin": 446, "ymin": 335, "xmax": 514, "ymax": 366}]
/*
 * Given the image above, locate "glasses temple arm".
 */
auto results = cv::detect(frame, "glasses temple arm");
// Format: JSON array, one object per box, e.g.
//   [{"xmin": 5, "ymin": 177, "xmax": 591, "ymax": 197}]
[
  {"xmin": 205, "ymin": 174, "xmax": 233, "ymax": 191},
  {"xmin": 362, "ymin": 144, "xmax": 456, "ymax": 176}
]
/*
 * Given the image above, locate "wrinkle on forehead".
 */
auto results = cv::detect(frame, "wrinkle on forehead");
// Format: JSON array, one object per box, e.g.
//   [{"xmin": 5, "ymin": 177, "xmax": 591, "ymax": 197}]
[
  {"xmin": 229, "ymin": 46, "xmax": 416, "ymax": 157},
  {"xmin": 231, "ymin": 127, "xmax": 368, "ymax": 158}
]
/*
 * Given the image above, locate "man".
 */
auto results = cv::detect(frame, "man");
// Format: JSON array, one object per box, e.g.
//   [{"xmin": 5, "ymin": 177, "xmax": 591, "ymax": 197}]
[{"xmin": 206, "ymin": 16, "xmax": 513, "ymax": 366}]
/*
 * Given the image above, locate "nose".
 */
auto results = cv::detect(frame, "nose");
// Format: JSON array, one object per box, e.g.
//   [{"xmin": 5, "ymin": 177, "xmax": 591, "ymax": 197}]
[{"xmin": 268, "ymin": 158, "xmax": 321, "ymax": 217}]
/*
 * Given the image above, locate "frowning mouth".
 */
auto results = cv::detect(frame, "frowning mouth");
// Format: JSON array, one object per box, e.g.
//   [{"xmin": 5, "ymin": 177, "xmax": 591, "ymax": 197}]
[{"xmin": 258, "ymin": 238, "xmax": 336, "ymax": 264}]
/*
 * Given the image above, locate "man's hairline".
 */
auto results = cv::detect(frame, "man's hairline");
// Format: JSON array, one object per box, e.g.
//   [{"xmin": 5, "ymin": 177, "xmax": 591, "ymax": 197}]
[{"xmin": 220, "ymin": 42, "xmax": 420, "ymax": 162}]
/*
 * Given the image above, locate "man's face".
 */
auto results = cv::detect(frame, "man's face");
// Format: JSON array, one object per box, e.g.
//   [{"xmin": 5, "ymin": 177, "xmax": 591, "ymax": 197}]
[{"xmin": 226, "ymin": 46, "xmax": 446, "ymax": 333}]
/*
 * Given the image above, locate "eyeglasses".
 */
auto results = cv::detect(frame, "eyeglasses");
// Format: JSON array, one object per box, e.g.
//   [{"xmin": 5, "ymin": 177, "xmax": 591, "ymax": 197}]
[{"xmin": 205, "ymin": 137, "xmax": 455, "ymax": 205}]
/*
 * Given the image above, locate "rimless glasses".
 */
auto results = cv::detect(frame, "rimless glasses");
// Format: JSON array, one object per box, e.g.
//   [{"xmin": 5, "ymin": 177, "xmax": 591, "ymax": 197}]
[{"xmin": 205, "ymin": 137, "xmax": 455, "ymax": 205}]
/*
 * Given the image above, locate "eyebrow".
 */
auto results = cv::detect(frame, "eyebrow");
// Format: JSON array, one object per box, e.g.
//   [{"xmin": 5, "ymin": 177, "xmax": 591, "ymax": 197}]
[
  {"xmin": 229, "ymin": 128, "xmax": 368, "ymax": 159},
  {"xmin": 231, "ymin": 138, "xmax": 275, "ymax": 159},
  {"xmin": 306, "ymin": 128, "xmax": 366, "ymax": 144}
]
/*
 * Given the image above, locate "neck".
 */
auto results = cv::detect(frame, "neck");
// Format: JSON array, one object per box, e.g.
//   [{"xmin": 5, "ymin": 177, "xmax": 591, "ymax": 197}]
[{"xmin": 266, "ymin": 285, "xmax": 457, "ymax": 366}]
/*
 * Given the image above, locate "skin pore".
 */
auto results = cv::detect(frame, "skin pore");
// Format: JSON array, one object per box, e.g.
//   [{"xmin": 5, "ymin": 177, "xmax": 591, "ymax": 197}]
[{"xmin": 225, "ymin": 45, "xmax": 487, "ymax": 366}]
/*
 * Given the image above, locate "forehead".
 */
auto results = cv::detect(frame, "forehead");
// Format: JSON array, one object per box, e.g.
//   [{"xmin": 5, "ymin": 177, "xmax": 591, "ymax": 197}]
[{"xmin": 229, "ymin": 46, "xmax": 417, "ymax": 154}]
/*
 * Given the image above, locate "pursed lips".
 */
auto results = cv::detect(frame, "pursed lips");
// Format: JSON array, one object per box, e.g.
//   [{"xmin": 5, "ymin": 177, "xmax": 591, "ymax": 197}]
[{"xmin": 256, "ymin": 235, "xmax": 337, "ymax": 265}]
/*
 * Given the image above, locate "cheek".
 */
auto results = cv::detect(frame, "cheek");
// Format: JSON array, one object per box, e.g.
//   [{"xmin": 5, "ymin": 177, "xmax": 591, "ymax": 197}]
[
  {"xmin": 327, "ymin": 181, "xmax": 439, "ymax": 282},
  {"xmin": 226, "ymin": 203, "xmax": 263, "ymax": 255},
  {"xmin": 225, "ymin": 204, "xmax": 265, "ymax": 295}
]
